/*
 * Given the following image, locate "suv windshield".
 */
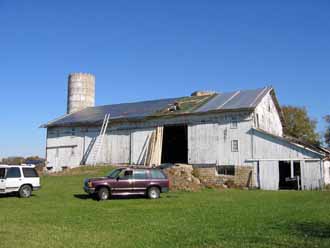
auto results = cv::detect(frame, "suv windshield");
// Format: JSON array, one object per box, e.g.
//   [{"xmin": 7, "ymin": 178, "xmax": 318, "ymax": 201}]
[{"xmin": 107, "ymin": 169, "xmax": 123, "ymax": 179}]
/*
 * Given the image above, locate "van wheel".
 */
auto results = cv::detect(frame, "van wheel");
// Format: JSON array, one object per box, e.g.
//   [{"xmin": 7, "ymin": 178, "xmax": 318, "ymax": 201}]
[
  {"xmin": 19, "ymin": 185, "xmax": 32, "ymax": 198},
  {"xmin": 147, "ymin": 187, "xmax": 160, "ymax": 199},
  {"xmin": 97, "ymin": 187, "xmax": 110, "ymax": 201}
]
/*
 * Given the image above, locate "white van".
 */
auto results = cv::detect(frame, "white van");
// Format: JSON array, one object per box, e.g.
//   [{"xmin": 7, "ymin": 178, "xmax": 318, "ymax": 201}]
[{"xmin": 0, "ymin": 165, "xmax": 40, "ymax": 198}]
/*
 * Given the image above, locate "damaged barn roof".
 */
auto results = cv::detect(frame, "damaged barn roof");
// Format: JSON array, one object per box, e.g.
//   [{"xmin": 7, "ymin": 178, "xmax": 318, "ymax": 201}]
[{"xmin": 42, "ymin": 86, "xmax": 273, "ymax": 128}]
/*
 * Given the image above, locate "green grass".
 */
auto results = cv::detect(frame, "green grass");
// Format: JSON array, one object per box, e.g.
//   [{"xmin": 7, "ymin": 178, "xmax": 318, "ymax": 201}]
[{"xmin": 1, "ymin": 166, "xmax": 330, "ymax": 248}]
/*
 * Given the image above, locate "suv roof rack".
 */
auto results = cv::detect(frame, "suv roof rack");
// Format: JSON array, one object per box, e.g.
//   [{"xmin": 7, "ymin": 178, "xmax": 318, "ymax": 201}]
[{"xmin": 0, "ymin": 164, "xmax": 36, "ymax": 168}]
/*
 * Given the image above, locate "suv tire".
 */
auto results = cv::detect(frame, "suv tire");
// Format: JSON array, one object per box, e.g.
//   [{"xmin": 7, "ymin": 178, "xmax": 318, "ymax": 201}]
[
  {"xmin": 19, "ymin": 185, "xmax": 32, "ymax": 198},
  {"xmin": 147, "ymin": 187, "xmax": 160, "ymax": 199},
  {"xmin": 97, "ymin": 187, "xmax": 110, "ymax": 201}
]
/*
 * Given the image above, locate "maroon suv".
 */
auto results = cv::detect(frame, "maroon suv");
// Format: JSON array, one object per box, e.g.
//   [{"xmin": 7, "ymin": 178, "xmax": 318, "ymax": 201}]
[{"xmin": 83, "ymin": 167, "xmax": 169, "ymax": 200}]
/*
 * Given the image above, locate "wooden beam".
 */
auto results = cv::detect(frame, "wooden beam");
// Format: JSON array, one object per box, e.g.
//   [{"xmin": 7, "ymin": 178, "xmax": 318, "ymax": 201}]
[{"xmin": 46, "ymin": 145, "xmax": 78, "ymax": 149}]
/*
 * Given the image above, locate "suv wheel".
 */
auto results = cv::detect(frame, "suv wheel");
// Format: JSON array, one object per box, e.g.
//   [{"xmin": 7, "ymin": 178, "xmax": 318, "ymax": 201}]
[
  {"xmin": 97, "ymin": 187, "xmax": 110, "ymax": 201},
  {"xmin": 19, "ymin": 185, "xmax": 32, "ymax": 198},
  {"xmin": 147, "ymin": 187, "xmax": 160, "ymax": 199}
]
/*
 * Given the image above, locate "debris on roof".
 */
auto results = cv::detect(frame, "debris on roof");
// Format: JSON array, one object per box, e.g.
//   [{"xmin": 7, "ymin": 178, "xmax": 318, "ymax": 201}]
[
  {"xmin": 191, "ymin": 90, "xmax": 216, "ymax": 97},
  {"xmin": 154, "ymin": 94, "xmax": 215, "ymax": 116}
]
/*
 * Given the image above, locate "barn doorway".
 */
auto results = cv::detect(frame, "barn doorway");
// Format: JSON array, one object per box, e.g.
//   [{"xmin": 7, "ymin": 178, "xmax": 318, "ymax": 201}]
[
  {"xmin": 279, "ymin": 161, "xmax": 301, "ymax": 190},
  {"xmin": 161, "ymin": 125, "xmax": 188, "ymax": 164}
]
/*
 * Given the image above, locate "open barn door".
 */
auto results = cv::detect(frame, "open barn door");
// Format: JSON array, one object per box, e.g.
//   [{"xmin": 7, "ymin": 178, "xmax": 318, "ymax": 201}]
[
  {"xmin": 301, "ymin": 161, "xmax": 322, "ymax": 190},
  {"xmin": 259, "ymin": 161, "xmax": 279, "ymax": 190},
  {"xmin": 161, "ymin": 125, "xmax": 188, "ymax": 164}
]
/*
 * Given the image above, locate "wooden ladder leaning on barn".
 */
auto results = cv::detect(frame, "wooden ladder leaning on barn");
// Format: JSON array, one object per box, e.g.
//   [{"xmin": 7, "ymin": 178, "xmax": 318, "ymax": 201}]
[{"xmin": 90, "ymin": 114, "xmax": 111, "ymax": 166}]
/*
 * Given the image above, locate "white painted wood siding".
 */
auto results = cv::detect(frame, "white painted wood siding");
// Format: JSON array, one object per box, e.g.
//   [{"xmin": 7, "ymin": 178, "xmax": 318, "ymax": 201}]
[
  {"xmin": 83, "ymin": 131, "xmax": 99, "ymax": 164},
  {"xmin": 90, "ymin": 129, "xmax": 154, "ymax": 165},
  {"xmin": 252, "ymin": 130, "xmax": 323, "ymax": 190},
  {"xmin": 46, "ymin": 128, "xmax": 85, "ymax": 171},
  {"xmin": 259, "ymin": 161, "xmax": 279, "ymax": 190},
  {"xmin": 105, "ymin": 130, "xmax": 130, "ymax": 164},
  {"xmin": 324, "ymin": 161, "xmax": 330, "ymax": 185},
  {"xmin": 301, "ymin": 161, "xmax": 323, "ymax": 190},
  {"xmin": 131, "ymin": 128, "xmax": 155, "ymax": 165},
  {"xmin": 188, "ymin": 118, "xmax": 253, "ymax": 165},
  {"xmin": 188, "ymin": 123, "xmax": 220, "ymax": 164},
  {"xmin": 255, "ymin": 92, "xmax": 283, "ymax": 136},
  {"xmin": 252, "ymin": 130, "xmax": 320, "ymax": 160}
]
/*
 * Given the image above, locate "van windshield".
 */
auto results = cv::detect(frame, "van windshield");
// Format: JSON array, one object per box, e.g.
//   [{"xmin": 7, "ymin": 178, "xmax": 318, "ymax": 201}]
[
  {"xmin": 107, "ymin": 169, "xmax": 122, "ymax": 179},
  {"xmin": 0, "ymin": 168, "xmax": 5, "ymax": 179}
]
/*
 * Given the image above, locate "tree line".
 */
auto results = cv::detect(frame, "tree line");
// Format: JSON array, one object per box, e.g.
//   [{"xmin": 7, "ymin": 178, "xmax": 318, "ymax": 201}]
[
  {"xmin": 0, "ymin": 156, "xmax": 45, "ymax": 166},
  {"xmin": 282, "ymin": 105, "xmax": 330, "ymax": 148}
]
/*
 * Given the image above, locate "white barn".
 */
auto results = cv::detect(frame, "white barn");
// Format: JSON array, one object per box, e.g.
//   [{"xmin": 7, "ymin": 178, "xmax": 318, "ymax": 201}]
[
  {"xmin": 323, "ymin": 158, "xmax": 330, "ymax": 185},
  {"xmin": 42, "ymin": 73, "xmax": 329, "ymax": 190}
]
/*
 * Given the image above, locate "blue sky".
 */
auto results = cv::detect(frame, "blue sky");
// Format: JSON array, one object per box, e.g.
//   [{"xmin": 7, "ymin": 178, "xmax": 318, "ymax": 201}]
[{"xmin": 0, "ymin": 0, "xmax": 329, "ymax": 158}]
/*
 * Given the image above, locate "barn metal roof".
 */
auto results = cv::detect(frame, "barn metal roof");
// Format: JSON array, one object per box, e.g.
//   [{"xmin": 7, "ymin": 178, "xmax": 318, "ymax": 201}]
[
  {"xmin": 42, "ymin": 86, "xmax": 272, "ymax": 128},
  {"xmin": 194, "ymin": 87, "xmax": 270, "ymax": 112}
]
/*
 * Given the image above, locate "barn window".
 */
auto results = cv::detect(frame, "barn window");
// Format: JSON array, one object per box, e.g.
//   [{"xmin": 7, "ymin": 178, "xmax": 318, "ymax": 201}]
[
  {"xmin": 216, "ymin": 165, "xmax": 235, "ymax": 176},
  {"xmin": 223, "ymin": 128, "xmax": 228, "ymax": 140},
  {"xmin": 230, "ymin": 117, "xmax": 238, "ymax": 129},
  {"xmin": 255, "ymin": 114, "xmax": 260, "ymax": 128},
  {"xmin": 71, "ymin": 128, "xmax": 76, "ymax": 136},
  {"xmin": 231, "ymin": 140, "xmax": 239, "ymax": 152}
]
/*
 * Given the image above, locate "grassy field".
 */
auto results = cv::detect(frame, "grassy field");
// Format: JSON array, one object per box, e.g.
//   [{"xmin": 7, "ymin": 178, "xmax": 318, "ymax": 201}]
[{"xmin": 1, "ymin": 166, "xmax": 330, "ymax": 248}]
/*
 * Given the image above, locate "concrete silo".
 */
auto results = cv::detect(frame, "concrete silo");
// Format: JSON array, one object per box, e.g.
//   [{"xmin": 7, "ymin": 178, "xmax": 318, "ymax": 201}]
[{"xmin": 67, "ymin": 73, "xmax": 95, "ymax": 114}]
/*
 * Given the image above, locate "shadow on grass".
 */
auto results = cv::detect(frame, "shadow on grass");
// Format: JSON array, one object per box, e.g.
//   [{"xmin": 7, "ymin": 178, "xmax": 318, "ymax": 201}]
[
  {"xmin": 111, "ymin": 195, "xmax": 147, "ymax": 200},
  {"xmin": 0, "ymin": 193, "xmax": 37, "ymax": 199},
  {"xmin": 74, "ymin": 194, "xmax": 91, "ymax": 200},
  {"xmin": 164, "ymin": 194, "xmax": 178, "ymax": 198},
  {"xmin": 74, "ymin": 193, "xmax": 176, "ymax": 201},
  {"xmin": 0, "ymin": 193, "xmax": 17, "ymax": 198},
  {"xmin": 73, "ymin": 194, "xmax": 147, "ymax": 201},
  {"xmin": 291, "ymin": 222, "xmax": 330, "ymax": 239}
]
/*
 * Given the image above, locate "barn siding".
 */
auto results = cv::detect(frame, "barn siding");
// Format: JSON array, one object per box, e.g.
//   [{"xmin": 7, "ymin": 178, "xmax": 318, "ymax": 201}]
[
  {"xmin": 46, "ymin": 112, "xmax": 253, "ymax": 169},
  {"xmin": 255, "ymin": 92, "xmax": 283, "ymax": 136},
  {"xmin": 46, "ymin": 128, "xmax": 85, "ymax": 171},
  {"xmin": 83, "ymin": 130, "xmax": 99, "ymax": 165},
  {"xmin": 324, "ymin": 161, "xmax": 330, "ymax": 185},
  {"xmin": 188, "ymin": 123, "xmax": 220, "ymax": 164},
  {"xmin": 252, "ymin": 130, "xmax": 324, "ymax": 190},
  {"xmin": 130, "ymin": 128, "xmax": 155, "ymax": 165},
  {"xmin": 301, "ymin": 160, "xmax": 323, "ymax": 190},
  {"xmin": 259, "ymin": 161, "xmax": 279, "ymax": 190},
  {"xmin": 188, "ymin": 119, "xmax": 253, "ymax": 165},
  {"xmin": 106, "ymin": 130, "xmax": 130, "ymax": 164},
  {"xmin": 252, "ymin": 130, "xmax": 320, "ymax": 160}
]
